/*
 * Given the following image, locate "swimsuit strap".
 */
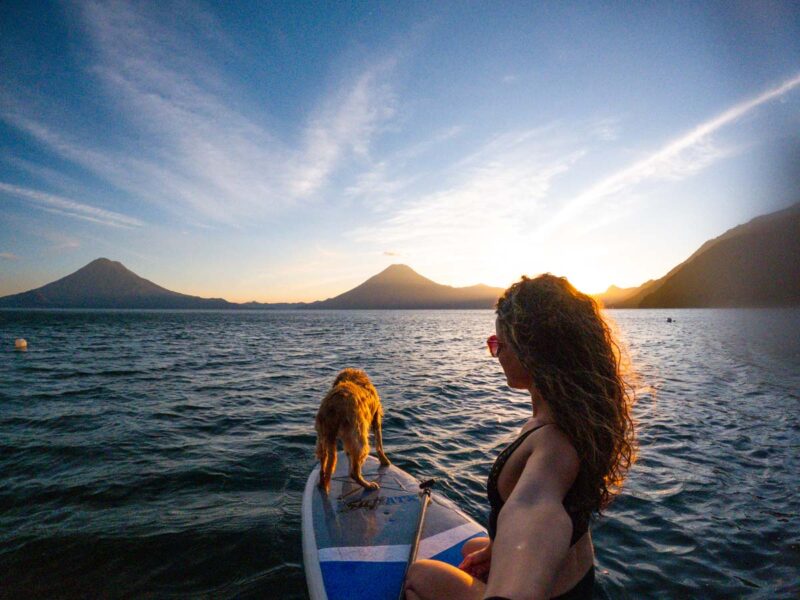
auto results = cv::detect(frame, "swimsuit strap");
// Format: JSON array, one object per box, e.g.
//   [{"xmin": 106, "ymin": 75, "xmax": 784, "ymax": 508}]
[
  {"xmin": 488, "ymin": 423, "xmax": 554, "ymax": 497},
  {"xmin": 492, "ymin": 423, "xmax": 554, "ymax": 472}
]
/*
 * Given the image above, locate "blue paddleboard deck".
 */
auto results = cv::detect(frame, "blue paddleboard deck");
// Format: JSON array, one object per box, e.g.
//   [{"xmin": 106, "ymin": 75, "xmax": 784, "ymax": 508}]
[{"xmin": 302, "ymin": 453, "xmax": 486, "ymax": 600}]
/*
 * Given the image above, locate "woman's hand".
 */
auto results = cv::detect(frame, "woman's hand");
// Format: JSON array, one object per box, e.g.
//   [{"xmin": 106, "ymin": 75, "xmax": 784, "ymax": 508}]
[{"xmin": 458, "ymin": 541, "xmax": 492, "ymax": 580}]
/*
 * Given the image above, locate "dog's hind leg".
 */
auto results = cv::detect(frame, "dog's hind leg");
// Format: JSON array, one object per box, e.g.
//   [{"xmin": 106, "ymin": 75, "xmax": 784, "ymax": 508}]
[
  {"xmin": 317, "ymin": 435, "xmax": 337, "ymax": 494},
  {"xmin": 344, "ymin": 430, "xmax": 379, "ymax": 490},
  {"xmin": 372, "ymin": 411, "xmax": 391, "ymax": 466},
  {"xmin": 322, "ymin": 442, "xmax": 337, "ymax": 493}
]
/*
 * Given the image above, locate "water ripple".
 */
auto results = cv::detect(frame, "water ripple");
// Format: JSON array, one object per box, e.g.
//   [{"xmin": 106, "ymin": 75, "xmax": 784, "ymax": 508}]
[{"xmin": 1, "ymin": 308, "xmax": 799, "ymax": 598}]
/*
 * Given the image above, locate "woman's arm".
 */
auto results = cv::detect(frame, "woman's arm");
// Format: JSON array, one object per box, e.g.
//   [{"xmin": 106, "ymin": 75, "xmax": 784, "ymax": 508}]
[{"xmin": 483, "ymin": 427, "xmax": 580, "ymax": 600}]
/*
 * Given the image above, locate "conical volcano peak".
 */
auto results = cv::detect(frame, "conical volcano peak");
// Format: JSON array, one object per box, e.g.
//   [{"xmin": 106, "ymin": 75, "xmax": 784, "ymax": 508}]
[
  {"xmin": 0, "ymin": 258, "xmax": 234, "ymax": 309},
  {"xmin": 86, "ymin": 257, "xmax": 119, "ymax": 267},
  {"xmin": 313, "ymin": 264, "xmax": 504, "ymax": 308},
  {"xmin": 369, "ymin": 264, "xmax": 434, "ymax": 285},
  {"xmin": 384, "ymin": 263, "xmax": 412, "ymax": 271},
  {"xmin": 377, "ymin": 264, "xmax": 421, "ymax": 276},
  {"xmin": 62, "ymin": 258, "xmax": 158, "ymax": 291},
  {"xmin": 80, "ymin": 257, "xmax": 132, "ymax": 275}
]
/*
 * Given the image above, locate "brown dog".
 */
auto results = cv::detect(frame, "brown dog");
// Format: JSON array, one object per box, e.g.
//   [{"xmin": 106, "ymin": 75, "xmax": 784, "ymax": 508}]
[{"xmin": 315, "ymin": 368, "xmax": 390, "ymax": 493}]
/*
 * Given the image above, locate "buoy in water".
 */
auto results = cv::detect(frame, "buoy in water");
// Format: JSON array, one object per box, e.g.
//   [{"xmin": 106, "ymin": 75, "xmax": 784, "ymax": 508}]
[
  {"xmin": 14, "ymin": 338, "xmax": 27, "ymax": 350},
  {"xmin": 666, "ymin": 318, "xmax": 673, "ymax": 323}
]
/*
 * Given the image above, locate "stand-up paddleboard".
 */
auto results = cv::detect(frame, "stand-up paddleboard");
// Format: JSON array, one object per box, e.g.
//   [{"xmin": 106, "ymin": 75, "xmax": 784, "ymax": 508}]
[{"xmin": 302, "ymin": 452, "xmax": 486, "ymax": 600}]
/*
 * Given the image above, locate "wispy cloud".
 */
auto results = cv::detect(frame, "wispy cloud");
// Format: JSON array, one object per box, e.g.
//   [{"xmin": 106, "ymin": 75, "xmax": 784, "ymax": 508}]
[
  {"xmin": 0, "ymin": 252, "xmax": 20, "ymax": 260},
  {"xmin": 0, "ymin": 112, "xmax": 136, "ymax": 188},
  {"xmin": 290, "ymin": 59, "xmax": 398, "ymax": 197},
  {"xmin": 0, "ymin": 182, "xmax": 143, "ymax": 228},
  {"xmin": 350, "ymin": 124, "xmax": 586, "ymax": 247},
  {"xmin": 590, "ymin": 117, "xmax": 620, "ymax": 142},
  {"xmin": 54, "ymin": 239, "xmax": 81, "ymax": 250},
  {"xmin": 541, "ymin": 72, "xmax": 800, "ymax": 234},
  {"xmin": 344, "ymin": 125, "xmax": 463, "ymax": 209},
  {"xmin": 1, "ymin": 154, "xmax": 90, "ymax": 196},
  {"xmin": 0, "ymin": 1, "xmax": 399, "ymax": 226}
]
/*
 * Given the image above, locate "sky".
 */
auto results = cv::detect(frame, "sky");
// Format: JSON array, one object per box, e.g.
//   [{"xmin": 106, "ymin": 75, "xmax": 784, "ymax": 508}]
[{"xmin": 1, "ymin": 1, "xmax": 799, "ymax": 302}]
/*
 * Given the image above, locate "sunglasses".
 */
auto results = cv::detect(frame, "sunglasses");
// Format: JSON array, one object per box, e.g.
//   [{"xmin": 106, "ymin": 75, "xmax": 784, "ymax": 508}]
[{"xmin": 486, "ymin": 334, "xmax": 503, "ymax": 357}]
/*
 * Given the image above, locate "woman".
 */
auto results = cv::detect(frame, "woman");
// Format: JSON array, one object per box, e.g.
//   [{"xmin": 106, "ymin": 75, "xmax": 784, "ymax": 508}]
[{"xmin": 404, "ymin": 274, "xmax": 636, "ymax": 600}]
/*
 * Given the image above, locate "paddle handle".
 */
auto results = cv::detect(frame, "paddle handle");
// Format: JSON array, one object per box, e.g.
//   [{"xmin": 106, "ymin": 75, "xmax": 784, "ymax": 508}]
[
  {"xmin": 408, "ymin": 490, "xmax": 431, "ymax": 564},
  {"xmin": 399, "ymin": 479, "xmax": 435, "ymax": 600}
]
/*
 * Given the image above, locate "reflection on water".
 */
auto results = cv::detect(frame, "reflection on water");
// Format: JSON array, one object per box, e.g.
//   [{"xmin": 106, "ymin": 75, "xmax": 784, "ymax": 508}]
[{"xmin": 1, "ymin": 308, "xmax": 798, "ymax": 598}]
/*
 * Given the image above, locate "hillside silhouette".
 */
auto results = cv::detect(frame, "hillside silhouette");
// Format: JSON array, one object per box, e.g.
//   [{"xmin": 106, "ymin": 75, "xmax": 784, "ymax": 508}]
[
  {"xmin": 0, "ymin": 261, "xmax": 502, "ymax": 309},
  {"xmin": 595, "ymin": 202, "xmax": 800, "ymax": 308},
  {"xmin": 6, "ymin": 201, "xmax": 797, "ymax": 311},
  {"xmin": 0, "ymin": 258, "xmax": 233, "ymax": 309},
  {"xmin": 309, "ymin": 264, "xmax": 503, "ymax": 309}
]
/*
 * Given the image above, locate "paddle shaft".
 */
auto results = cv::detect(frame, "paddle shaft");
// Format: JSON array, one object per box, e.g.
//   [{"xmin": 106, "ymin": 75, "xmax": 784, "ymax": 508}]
[{"xmin": 399, "ymin": 480, "xmax": 435, "ymax": 600}]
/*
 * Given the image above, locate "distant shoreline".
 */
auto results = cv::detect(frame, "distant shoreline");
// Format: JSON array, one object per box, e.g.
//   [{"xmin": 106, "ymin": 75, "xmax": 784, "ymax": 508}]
[{"xmin": 3, "ymin": 306, "xmax": 798, "ymax": 312}]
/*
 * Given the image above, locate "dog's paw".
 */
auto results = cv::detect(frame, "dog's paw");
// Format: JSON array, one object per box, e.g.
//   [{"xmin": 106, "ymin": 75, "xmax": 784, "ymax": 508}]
[
  {"xmin": 379, "ymin": 458, "xmax": 391, "ymax": 467},
  {"xmin": 365, "ymin": 481, "xmax": 380, "ymax": 490}
]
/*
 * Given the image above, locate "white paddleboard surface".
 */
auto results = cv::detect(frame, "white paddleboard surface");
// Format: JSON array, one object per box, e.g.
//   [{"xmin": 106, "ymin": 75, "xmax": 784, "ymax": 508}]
[{"xmin": 302, "ymin": 452, "xmax": 486, "ymax": 600}]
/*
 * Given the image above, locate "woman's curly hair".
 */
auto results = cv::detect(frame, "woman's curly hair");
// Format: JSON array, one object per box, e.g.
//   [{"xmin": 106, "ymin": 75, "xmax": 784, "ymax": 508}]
[{"xmin": 496, "ymin": 274, "xmax": 636, "ymax": 522}]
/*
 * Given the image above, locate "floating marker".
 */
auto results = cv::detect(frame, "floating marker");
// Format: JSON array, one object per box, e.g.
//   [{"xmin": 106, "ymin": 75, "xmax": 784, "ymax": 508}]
[{"xmin": 14, "ymin": 338, "xmax": 27, "ymax": 350}]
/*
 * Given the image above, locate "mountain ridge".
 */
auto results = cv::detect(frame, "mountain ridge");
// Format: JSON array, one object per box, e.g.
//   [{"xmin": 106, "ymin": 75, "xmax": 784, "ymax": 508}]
[
  {"xmin": 0, "ymin": 258, "xmax": 235, "ymax": 309},
  {"xmin": 309, "ymin": 264, "xmax": 504, "ymax": 309},
  {"xmin": 0, "ymin": 260, "xmax": 503, "ymax": 309},
  {"xmin": 4, "ymin": 202, "xmax": 799, "ymax": 310},
  {"xmin": 594, "ymin": 202, "xmax": 800, "ymax": 308}
]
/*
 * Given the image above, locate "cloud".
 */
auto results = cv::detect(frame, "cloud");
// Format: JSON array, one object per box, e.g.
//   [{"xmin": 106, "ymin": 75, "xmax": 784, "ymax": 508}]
[
  {"xmin": 541, "ymin": 71, "xmax": 800, "ymax": 234},
  {"xmin": 54, "ymin": 239, "xmax": 81, "ymax": 250},
  {"xmin": 0, "ymin": 112, "xmax": 136, "ymax": 189},
  {"xmin": 344, "ymin": 126, "xmax": 464, "ymax": 209},
  {"xmin": 1, "ymin": 154, "xmax": 89, "ymax": 195},
  {"xmin": 0, "ymin": 1, "xmax": 400, "ymax": 226},
  {"xmin": 290, "ymin": 59, "xmax": 398, "ymax": 197},
  {"xmin": 349, "ymin": 124, "xmax": 586, "ymax": 247},
  {"xmin": 590, "ymin": 118, "xmax": 620, "ymax": 142},
  {"xmin": 383, "ymin": 250, "xmax": 400, "ymax": 256},
  {"xmin": 0, "ymin": 252, "xmax": 20, "ymax": 260},
  {"xmin": 0, "ymin": 182, "xmax": 143, "ymax": 228}
]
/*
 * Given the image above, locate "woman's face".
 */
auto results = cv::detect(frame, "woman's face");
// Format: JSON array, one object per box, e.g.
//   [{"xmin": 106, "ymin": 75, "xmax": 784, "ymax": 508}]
[{"xmin": 496, "ymin": 319, "xmax": 534, "ymax": 390}]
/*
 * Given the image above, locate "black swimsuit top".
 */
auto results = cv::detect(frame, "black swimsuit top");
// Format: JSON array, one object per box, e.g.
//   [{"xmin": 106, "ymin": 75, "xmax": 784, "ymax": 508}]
[{"xmin": 487, "ymin": 424, "xmax": 589, "ymax": 547}]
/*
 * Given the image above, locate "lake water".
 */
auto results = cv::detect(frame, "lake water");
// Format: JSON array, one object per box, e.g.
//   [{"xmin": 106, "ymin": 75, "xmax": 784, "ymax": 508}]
[{"xmin": 1, "ymin": 308, "xmax": 798, "ymax": 599}]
